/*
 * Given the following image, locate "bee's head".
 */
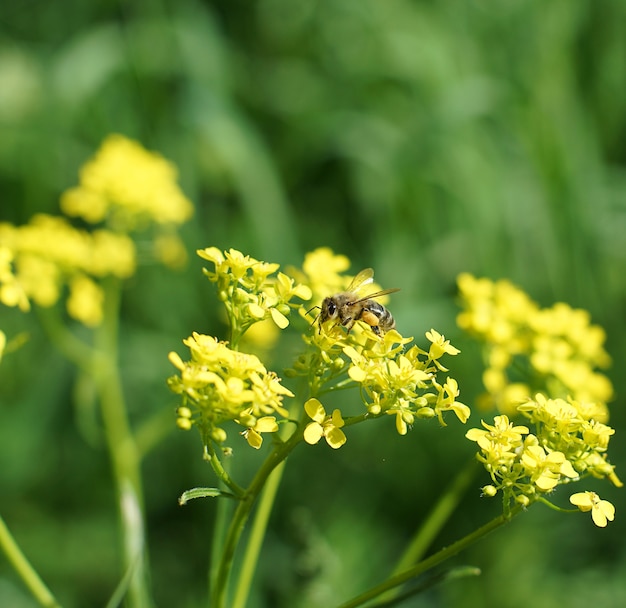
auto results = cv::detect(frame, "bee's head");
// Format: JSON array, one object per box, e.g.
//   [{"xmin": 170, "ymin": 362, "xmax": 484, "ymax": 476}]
[{"xmin": 320, "ymin": 296, "xmax": 338, "ymax": 321}]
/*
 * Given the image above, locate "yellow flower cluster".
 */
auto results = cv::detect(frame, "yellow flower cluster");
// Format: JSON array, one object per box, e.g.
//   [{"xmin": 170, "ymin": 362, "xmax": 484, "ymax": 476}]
[
  {"xmin": 342, "ymin": 329, "xmax": 470, "ymax": 434},
  {"xmin": 198, "ymin": 247, "xmax": 312, "ymax": 342},
  {"xmin": 0, "ymin": 215, "xmax": 135, "ymax": 326},
  {"xmin": 284, "ymin": 249, "xmax": 470, "ymax": 445},
  {"xmin": 61, "ymin": 134, "xmax": 193, "ymax": 229},
  {"xmin": 285, "ymin": 248, "xmax": 469, "ymax": 446},
  {"xmin": 1, "ymin": 135, "xmax": 195, "ymax": 327},
  {"xmin": 466, "ymin": 394, "xmax": 621, "ymax": 526},
  {"xmin": 457, "ymin": 273, "xmax": 612, "ymax": 418},
  {"xmin": 168, "ymin": 333, "xmax": 294, "ymax": 448},
  {"xmin": 0, "ymin": 246, "xmax": 29, "ymax": 311}
]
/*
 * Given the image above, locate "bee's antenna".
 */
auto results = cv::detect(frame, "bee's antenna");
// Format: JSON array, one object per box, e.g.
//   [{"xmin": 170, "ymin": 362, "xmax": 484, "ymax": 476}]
[
  {"xmin": 305, "ymin": 305, "xmax": 322, "ymax": 331},
  {"xmin": 305, "ymin": 305, "xmax": 320, "ymax": 317}
]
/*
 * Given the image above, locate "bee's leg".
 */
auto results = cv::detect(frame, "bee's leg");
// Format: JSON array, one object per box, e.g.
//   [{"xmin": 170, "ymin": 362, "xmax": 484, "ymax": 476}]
[{"xmin": 360, "ymin": 309, "xmax": 381, "ymax": 333}]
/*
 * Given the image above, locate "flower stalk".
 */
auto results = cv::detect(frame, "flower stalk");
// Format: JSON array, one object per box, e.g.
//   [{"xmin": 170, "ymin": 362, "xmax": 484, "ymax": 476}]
[
  {"xmin": 337, "ymin": 504, "xmax": 524, "ymax": 608},
  {"xmin": 0, "ymin": 514, "xmax": 62, "ymax": 608}
]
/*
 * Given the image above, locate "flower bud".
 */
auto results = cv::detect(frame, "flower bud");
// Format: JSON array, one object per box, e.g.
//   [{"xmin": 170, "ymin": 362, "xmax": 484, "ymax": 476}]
[
  {"xmin": 211, "ymin": 427, "xmax": 227, "ymax": 443},
  {"xmin": 416, "ymin": 407, "xmax": 435, "ymax": 419},
  {"xmin": 176, "ymin": 406, "xmax": 192, "ymax": 419},
  {"xmin": 176, "ymin": 417, "xmax": 192, "ymax": 431},
  {"xmin": 277, "ymin": 303, "xmax": 290, "ymax": 316},
  {"xmin": 481, "ymin": 485, "xmax": 498, "ymax": 497}
]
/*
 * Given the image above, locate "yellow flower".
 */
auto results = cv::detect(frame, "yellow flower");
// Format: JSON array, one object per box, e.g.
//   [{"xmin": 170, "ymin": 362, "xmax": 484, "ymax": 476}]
[
  {"xmin": 520, "ymin": 445, "xmax": 578, "ymax": 491},
  {"xmin": 303, "ymin": 398, "xmax": 347, "ymax": 449},
  {"xmin": 240, "ymin": 414, "xmax": 279, "ymax": 449},
  {"xmin": 0, "ymin": 215, "xmax": 136, "ymax": 325},
  {"xmin": 0, "ymin": 246, "xmax": 29, "ymax": 311},
  {"xmin": 433, "ymin": 377, "xmax": 471, "ymax": 424},
  {"xmin": 457, "ymin": 274, "xmax": 613, "ymax": 415},
  {"xmin": 570, "ymin": 491, "xmax": 615, "ymax": 527},
  {"xmin": 298, "ymin": 247, "xmax": 350, "ymax": 301},
  {"xmin": 61, "ymin": 134, "xmax": 193, "ymax": 228},
  {"xmin": 152, "ymin": 232, "xmax": 188, "ymax": 270},
  {"xmin": 66, "ymin": 274, "xmax": 104, "ymax": 327},
  {"xmin": 425, "ymin": 329, "xmax": 460, "ymax": 365},
  {"xmin": 197, "ymin": 247, "xmax": 310, "ymax": 338},
  {"xmin": 167, "ymin": 333, "xmax": 293, "ymax": 444},
  {"xmin": 466, "ymin": 415, "xmax": 529, "ymax": 452}
]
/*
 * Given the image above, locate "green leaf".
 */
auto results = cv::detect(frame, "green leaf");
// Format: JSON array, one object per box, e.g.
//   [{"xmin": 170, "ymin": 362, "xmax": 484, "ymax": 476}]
[{"xmin": 178, "ymin": 487, "xmax": 239, "ymax": 505}]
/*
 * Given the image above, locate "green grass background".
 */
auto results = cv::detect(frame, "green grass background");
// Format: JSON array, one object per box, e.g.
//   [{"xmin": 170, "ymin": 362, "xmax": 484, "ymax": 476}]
[{"xmin": 1, "ymin": 1, "xmax": 625, "ymax": 606}]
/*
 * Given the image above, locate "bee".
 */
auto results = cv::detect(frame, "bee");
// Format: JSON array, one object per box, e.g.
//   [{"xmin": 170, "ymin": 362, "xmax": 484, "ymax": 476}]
[{"xmin": 314, "ymin": 268, "xmax": 399, "ymax": 336}]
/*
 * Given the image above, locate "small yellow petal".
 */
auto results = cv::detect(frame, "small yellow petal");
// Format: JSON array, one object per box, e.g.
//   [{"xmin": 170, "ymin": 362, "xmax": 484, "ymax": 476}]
[
  {"xmin": 304, "ymin": 398, "xmax": 326, "ymax": 423},
  {"xmin": 348, "ymin": 366, "xmax": 367, "ymax": 382},
  {"xmin": 331, "ymin": 409, "xmax": 345, "ymax": 428},
  {"xmin": 244, "ymin": 429, "xmax": 263, "ymax": 449},
  {"xmin": 303, "ymin": 422, "xmax": 324, "ymax": 445},
  {"xmin": 249, "ymin": 303, "xmax": 266, "ymax": 318},
  {"xmin": 570, "ymin": 492, "xmax": 593, "ymax": 510},
  {"xmin": 256, "ymin": 416, "xmax": 278, "ymax": 433},
  {"xmin": 591, "ymin": 507, "xmax": 608, "ymax": 528},
  {"xmin": 168, "ymin": 351, "xmax": 185, "ymax": 371},
  {"xmin": 326, "ymin": 427, "xmax": 347, "ymax": 449},
  {"xmin": 270, "ymin": 307, "xmax": 289, "ymax": 329}
]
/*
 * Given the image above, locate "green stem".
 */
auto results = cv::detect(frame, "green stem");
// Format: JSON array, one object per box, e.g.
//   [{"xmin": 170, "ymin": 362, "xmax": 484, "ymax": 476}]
[
  {"xmin": 336, "ymin": 504, "xmax": 524, "ymax": 608},
  {"xmin": 231, "ymin": 460, "xmax": 286, "ymax": 608},
  {"xmin": 391, "ymin": 459, "xmax": 479, "ymax": 576},
  {"xmin": 93, "ymin": 278, "xmax": 151, "ymax": 608},
  {"xmin": 205, "ymin": 440, "xmax": 246, "ymax": 497},
  {"xmin": 0, "ymin": 514, "xmax": 62, "ymax": 608},
  {"xmin": 211, "ymin": 431, "xmax": 302, "ymax": 608},
  {"xmin": 37, "ymin": 290, "xmax": 151, "ymax": 605}
]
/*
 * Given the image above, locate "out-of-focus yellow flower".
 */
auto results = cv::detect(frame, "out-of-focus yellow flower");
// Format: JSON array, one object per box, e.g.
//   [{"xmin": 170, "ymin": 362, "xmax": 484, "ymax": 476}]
[
  {"xmin": 0, "ymin": 246, "xmax": 29, "ymax": 311},
  {"xmin": 152, "ymin": 232, "xmax": 188, "ymax": 270},
  {"xmin": 0, "ymin": 215, "xmax": 136, "ymax": 326},
  {"xmin": 457, "ymin": 273, "xmax": 612, "ymax": 418},
  {"xmin": 66, "ymin": 274, "xmax": 104, "ymax": 327},
  {"xmin": 298, "ymin": 247, "xmax": 350, "ymax": 302},
  {"xmin": 61, "ymin": 134, "xmax": 193, "ymax": 229}
]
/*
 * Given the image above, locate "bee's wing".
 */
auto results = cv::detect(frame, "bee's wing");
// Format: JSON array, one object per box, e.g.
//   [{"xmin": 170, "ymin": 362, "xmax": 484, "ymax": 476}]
[
  {"xmin": 346, "ymin": 268, "xmax": 375, "ymax": 293},
  {"xmin": 353, "ymin": 288, "xmax": 400, "ymax": 304}
]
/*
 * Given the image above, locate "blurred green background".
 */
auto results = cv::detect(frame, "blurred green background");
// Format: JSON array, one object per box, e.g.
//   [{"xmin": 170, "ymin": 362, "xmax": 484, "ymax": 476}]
[{"xmin": 1, "ymin": 0, "xmax": 625, "ymax": 606}]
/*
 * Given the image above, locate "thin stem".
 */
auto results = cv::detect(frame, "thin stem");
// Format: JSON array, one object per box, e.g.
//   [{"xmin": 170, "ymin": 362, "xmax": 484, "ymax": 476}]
[
  {"xmin": 0, "ymin": 514, "xmax": 62, "ymax": 608},
  {"xmin": 336, "ymin": 504, "xmax": 524, "ymax": 608},
  {"xmin": 391, "ymin": 459, "xmax": 479, "ymax": 576},
  {"xmin": 205, "ymin": 440, "xmax": 246, "ymax": 497},
  {"xmin": 37, "ymin": 294, "xmax": 151, "ymax": 605},
  {"xmin": 231, "ymin": 460, "xmax": 286, "ymax": 608},
  {"xmin": 369, "ymin": 566, "xmax": 481, "ymax": 608},
  {"xmin": 211, "ymin": 430, "xmax": 302, "ymax": 608},
  {"xmin": 210, "ymin": 486, "xmax": 234, "ymax": 595},
  {"xmin": 93, "ymin": 278, "xmax": 151, "ymax": 608}
]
